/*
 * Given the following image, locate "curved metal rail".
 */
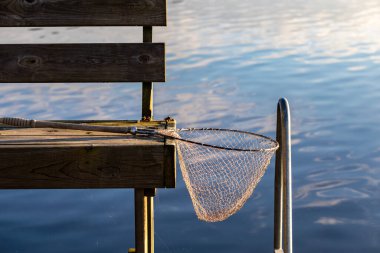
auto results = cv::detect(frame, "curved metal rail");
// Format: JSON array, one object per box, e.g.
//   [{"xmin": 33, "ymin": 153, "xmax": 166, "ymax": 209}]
[{"xmin": 274, "ymin": 98, "xmax": 293, "ymax": 253}]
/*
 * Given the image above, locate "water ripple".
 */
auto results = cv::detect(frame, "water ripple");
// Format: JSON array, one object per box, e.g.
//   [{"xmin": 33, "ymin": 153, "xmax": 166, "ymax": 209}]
[{"xmin": 1, "ymin": 0, "xmax": 380, "ymax": 252}]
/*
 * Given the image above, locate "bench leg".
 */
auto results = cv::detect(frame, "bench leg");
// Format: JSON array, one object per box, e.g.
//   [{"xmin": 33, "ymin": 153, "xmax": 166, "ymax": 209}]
[
  {"xmin": 274, "ymin": 98, "xmax": 293, "ymax": 253},
  {"xmin": 135, "ymin": 189, "xmax": 147, "ymax": 253},
  {"xmin": 135, "ymin": 189, "xmax": 155, "ymax": 253}
]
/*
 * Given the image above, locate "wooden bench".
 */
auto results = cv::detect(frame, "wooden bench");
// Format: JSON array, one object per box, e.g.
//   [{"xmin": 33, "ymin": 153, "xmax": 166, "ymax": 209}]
[{"xmin": 0, "ymin": 1, "xmax": 174, "ymax": 253}]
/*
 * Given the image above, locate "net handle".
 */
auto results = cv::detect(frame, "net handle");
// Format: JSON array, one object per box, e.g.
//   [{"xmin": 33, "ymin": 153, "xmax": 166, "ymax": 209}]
[
  {"xmin": 0, "ymin": 118, "xmax": 278, "ymax": 152},
  {"xmin": 0, "ymin": 117, "xmax": 137, "ymax": 134}
]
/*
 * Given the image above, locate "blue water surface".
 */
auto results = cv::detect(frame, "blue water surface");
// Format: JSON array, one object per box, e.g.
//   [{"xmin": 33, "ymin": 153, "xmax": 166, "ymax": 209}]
[{"xmin": 1, "ymin": 0, "xmax": 380, "ymax": 252}]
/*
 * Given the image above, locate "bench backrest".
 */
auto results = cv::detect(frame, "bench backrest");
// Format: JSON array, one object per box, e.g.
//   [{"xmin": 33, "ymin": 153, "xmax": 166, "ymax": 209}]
[{"xmin": 0, "ymin": 0, "xmax": 167, "ymax": 118}]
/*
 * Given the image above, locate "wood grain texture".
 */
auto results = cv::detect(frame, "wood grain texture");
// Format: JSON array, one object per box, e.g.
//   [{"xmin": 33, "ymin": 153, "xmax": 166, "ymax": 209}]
[
  {"xmin": 0, "ymin": 43, "xmax": 165, "ymax": 83},
  {"xmin": 0, "ymin": 0, "xmax": 166, "ymax": 27},
  {"xmin": 164, "ymin": 143, "xmax": 176, "ymax": 188},
  {"xmin": 164, "ymin": 118, "xmax": 176, "ymax": 188},
  {"xmin": 0, "ymin": 128, "xmax": 175, "ymax": 189},
  {"xmin": 142, "ymin": 26, "xmax": 154, "ymax": 119}
]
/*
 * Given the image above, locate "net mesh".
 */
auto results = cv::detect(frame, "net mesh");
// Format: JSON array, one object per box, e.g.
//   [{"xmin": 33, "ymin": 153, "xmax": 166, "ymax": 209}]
[{"xmin": 160, "ymin": 129, "xmax": 278, "ymax": 222}]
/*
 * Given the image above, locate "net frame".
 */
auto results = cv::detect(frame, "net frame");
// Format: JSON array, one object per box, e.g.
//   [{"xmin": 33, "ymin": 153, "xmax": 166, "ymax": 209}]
[
  {"xmin": 160, "ymin": 128, "xmax": 279, "ymax": 222},
  {"xmin": 158, "ymin": 128, "xmax": 279, "ymax": 151}
]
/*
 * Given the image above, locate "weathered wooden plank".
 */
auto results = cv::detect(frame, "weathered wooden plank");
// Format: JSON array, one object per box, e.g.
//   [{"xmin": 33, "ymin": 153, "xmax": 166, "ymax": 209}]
[
  {"xmin": 164, "ymin": 117, "xmax": 176, "ymax": 188},
  {"xmin": 0, "ymin": 145, "xmax": 168, "ymax": 189},
  {"xmin": 0, "ymin": 43, "xmax": 165, "ymax": 83},
  {"xmin": 0, "ymin": 128, "xmax": 175, "ymax": 189},
  {"xmin": 164, "ymin": 142, "xmax": 176, "ymax": 188},
  {"xmin": 0, "ymin": 128, "xmax": 163, "ymax": 144},
  {"xmin": 0, "ymin": 0, "xmax": 166, "ymax": 27}
]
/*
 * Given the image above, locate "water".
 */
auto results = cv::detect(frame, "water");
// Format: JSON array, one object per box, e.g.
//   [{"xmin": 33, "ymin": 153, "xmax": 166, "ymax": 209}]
[{"xmin": 1, "ymin": 0, "xmax": 380, "ymax": 252}]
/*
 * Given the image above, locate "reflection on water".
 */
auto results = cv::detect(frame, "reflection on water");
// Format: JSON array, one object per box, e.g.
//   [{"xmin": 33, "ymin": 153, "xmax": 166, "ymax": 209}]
[{"xmin": 1, "ymin": 0, "xmax": 380, "ymax": 252}]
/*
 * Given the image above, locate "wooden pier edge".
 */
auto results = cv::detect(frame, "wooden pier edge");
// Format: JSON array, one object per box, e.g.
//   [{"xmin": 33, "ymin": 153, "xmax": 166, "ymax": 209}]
[{"xmin": 0, "ymin": 133, "xmax": 176, "ymax": 189}]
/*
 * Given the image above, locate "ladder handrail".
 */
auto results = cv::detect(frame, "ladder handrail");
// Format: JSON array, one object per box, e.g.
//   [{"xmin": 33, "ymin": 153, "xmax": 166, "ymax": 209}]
[{"xmin": 274, "ymin": 98, "xmax": 293, "ymax": 253}]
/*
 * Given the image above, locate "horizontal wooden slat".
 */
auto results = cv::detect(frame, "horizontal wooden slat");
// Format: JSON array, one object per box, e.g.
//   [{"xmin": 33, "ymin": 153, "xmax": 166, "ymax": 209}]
[
  {"xmin": 0, "ymin": 128, "xmax": 176, "ymax": 189},
  {"xmin": 0, "ymin": 0, "xmax": 166, "ymax": 27},
  {"xmin": 0, "ymin": 43, "xmax": 165, "ymax": 83}
]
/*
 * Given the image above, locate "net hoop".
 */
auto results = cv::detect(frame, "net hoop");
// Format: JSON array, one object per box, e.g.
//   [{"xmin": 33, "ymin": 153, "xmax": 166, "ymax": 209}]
[
  {"xmin": 158, "ymin": 128, "xmax": 279, "ymax": 152},
  {"xmin": 169, "ymin": 128, "xmax": 279, "ymax": 222}
]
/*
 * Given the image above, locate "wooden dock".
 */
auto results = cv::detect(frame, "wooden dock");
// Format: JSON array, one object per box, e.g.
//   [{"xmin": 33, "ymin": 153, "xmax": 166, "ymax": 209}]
[{"xmin": 0, "ymin": 124, "xmax": 175, "ymax": 189}]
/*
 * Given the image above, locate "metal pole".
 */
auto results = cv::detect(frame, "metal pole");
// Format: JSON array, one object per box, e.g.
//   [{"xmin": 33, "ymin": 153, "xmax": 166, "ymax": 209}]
[
  {"xmin": 274, "ymin": 98, "xmax": 293, "ymax": 253},
  {"xmin": 274, "ymin": 106, "xmax": 284, "ymax": 253},
  {"xmin": 144, "ymin": 189, "xmax": 156, "ymax": 253}
]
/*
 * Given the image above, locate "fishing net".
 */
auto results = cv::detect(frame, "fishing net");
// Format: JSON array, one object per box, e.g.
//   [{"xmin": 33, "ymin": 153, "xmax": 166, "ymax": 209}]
[
  {"xmin": 160, "ymin": 128, "xmax": 278, "ymax": 222},
  {"xmin": 0, "ymin": 117, "xmax": 279, "ymax": 222}
]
